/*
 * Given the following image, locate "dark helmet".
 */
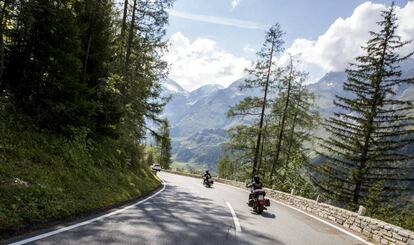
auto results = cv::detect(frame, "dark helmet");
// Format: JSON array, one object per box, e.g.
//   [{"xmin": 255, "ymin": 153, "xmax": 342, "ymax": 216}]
[
  {"xmin": 253, "ymin": 175, "xmax": 260, "ymax": 182},
  {"xmin": 205, "ymin": 170, "xmax": 209, "ymax": 174}
]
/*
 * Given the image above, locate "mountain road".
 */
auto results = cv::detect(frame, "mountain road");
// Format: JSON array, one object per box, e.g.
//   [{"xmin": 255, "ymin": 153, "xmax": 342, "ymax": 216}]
[{"xmin": 7, "ymin": 172, "xmax": 368, "ymax": 245}]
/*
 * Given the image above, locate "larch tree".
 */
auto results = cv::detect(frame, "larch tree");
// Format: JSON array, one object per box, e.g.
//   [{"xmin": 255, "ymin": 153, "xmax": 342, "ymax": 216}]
[
  {"xmin": 269, "ymin": 56, "xmax": 296, "ymax": 180},
  {"xmin": 228, "ymin": 23, "xmax": 285, "ymax": 177},
  {"xmin": 264, "ymin": 57, "xmax": 318, "ymax": 188}
]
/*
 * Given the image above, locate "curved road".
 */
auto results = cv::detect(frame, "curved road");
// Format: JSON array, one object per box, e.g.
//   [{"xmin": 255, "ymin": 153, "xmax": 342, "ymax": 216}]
[{"xmin": 9, "ymin": 172, "xmax": 366, "ymax": 245}]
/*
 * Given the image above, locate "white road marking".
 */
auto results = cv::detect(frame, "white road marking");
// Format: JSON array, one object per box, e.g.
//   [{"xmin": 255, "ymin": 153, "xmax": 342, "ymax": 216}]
[
  {"xmin": 9, "ymin": 181, "xmax": 167, "ymax": 245},
  {"xmin": 226, "ymin": 201, "xmax": 242, "ymax": 232},
  {"xmin": 271, "ymin": 199, "xmax": 374, "ymax": 245},
  {"xmin": 216, "ymin": 182, "xmax": 374, "ymax": 245}
]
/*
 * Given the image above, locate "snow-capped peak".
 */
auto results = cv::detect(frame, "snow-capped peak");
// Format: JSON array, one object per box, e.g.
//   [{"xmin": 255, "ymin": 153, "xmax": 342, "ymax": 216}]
[{"xmin": 161, "ymin": 78, "xmax": 188, "ymax": 95}]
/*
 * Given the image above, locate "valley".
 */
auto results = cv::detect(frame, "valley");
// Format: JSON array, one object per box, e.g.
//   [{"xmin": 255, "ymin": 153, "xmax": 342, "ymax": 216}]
[{"xmin": 162, "ymin": 59, "xmax": 414, "ymax": 171}]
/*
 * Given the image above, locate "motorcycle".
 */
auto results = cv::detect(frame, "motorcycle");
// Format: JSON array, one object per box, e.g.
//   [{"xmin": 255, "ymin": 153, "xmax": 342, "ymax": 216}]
[
  {"xmin": 203, "ymin": 177, "xmax": 214, "ymax": 188},
  {"xmin": 248, "ymin": 189, "xmax": 270, "ymax": 214}
]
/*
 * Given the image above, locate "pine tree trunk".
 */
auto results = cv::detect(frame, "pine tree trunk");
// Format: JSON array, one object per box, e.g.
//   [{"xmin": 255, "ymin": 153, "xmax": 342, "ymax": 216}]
[
  {"xmin": 257, "ymin": 123, "xmax": 267, "ymax": 174},
  {"xmin": 82, "ymin": 34, "xmax": 92, "ymax": 83},
  {"xmin": 270, "ymin": 57, "xmax": 294, "ymax": 181},
  {"xmin": 121, "ymin": 0, "xmax": 128, "ymax": 37},
  {"xmin": 252, "ymin": 43, "xmax": 274, "ymax": 177},
  {"xmin": 119, "ymin": 0, "xmax": 128, "ymax": 63},
  {"xmin": 283, "ymin": 85, "xmax": 302, "ymax": 179},
  {"xmin": 125, "ymin": 0, "xmax": 137, "ymax": 68},
  {"xmin": 0, "ymin": 0, "xmax": 9, "ymax": 85},
  {"xmin": 283, "ymin": 110, "xmax": 298, "ymax": 180}
]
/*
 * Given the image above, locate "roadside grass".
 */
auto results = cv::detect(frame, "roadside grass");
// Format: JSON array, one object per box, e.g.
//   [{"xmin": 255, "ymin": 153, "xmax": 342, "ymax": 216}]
[{"xmin": 0, "ymin": 113, "xmax": 160, "ymax": 239}]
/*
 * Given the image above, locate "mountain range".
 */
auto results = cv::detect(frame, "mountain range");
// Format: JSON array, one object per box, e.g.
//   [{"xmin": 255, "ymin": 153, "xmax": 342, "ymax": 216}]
[{"xmin": 161, "ymin": 59, "xmax": 414, "ymax": 170}]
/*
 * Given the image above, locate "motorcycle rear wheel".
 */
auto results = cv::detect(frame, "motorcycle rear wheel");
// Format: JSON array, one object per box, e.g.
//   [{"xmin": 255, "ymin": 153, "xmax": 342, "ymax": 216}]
[{"xmin": 257, "ymin": 206, "xmax": 264, "ymax": 214}]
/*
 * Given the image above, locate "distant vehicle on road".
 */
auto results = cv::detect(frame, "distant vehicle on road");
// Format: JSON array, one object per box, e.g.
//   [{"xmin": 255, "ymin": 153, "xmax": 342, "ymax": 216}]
[
  {"xmin": 151, "ymin": 164, "xmax": 161, "ymax": 172},
  {"xmin": 203, "ymin": 177, "xmax": 214, "ymax": 188},
  {"xmin": 202, "ymin": 170, "xmax": 213, "ymax": 188}
]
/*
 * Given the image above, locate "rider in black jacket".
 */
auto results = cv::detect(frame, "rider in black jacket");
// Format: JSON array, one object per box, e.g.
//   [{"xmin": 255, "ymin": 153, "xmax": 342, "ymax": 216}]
[
  {"xmin": 247, "ymin": 176, "xmax": 263, "ymax": 201},
  {"xmin": 203, "ymin": 170, "xmax": 212, "ymax": 185}
]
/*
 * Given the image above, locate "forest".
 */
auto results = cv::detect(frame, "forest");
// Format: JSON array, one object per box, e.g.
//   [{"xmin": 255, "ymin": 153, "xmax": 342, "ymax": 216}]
[{"xmin": 0, "ymin": 0, "xmax": 173, "ymax": 237}]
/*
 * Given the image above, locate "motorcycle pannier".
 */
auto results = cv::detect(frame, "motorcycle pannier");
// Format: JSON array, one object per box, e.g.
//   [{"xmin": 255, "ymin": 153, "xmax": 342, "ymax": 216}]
[{"xmin": 248, "ymin": 199, "xmax": 254, "ymax": 207}]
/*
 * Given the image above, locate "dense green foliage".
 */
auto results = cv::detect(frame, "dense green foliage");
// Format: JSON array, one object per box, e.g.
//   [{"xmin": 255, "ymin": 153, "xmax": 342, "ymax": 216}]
[
  {"xmin": 312, "ymin": 4, "xmax": 414, "ymax": 211},
  {"xmin": 157, "ymin": 119, "xmax": 172, "ymax": 169},
  {"xmin": 223, "ymin": 25, "xmax": 319, "ymax": 196},
  {"xmin": 145, "ymin": 146, "xmax": 157, "ymax": 166},
  {"xmin": 232, "ymin": 24, "xmax": 285, "ymax": 177},
  {"xmin": 0, "ymin": 0, "xmax": 173, "ymax": 236},
  {"xmin": 1, "ymin": 0, "xmax": 172, "ymax": 136},
  {"xmin": 217, "ymin": 155, "xmax": 236, "ymax": 179}
]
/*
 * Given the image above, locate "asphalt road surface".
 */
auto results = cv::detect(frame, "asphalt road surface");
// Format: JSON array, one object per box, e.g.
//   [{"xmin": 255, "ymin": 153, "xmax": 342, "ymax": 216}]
[{"xmin": 8, "ymin": 172, "xmax": 368, "ymax": 245}]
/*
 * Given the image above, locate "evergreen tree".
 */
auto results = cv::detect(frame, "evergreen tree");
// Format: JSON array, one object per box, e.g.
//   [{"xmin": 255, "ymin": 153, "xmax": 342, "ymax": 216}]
[
  {"xmin": 226, "ymin": 25, "xmax": 318, "ymax": 187},
  {"xmin": 73, "ymin": 0, "xmax": 123, "ymax": 136},
  {"xmin": 1, "ymin": 0, "xmax": 174, "ymax": 172},
  {"xmin": 228, "ymin": 23, "xmax": 285, "ymax": 177},
  {"xmin": 249, "ymin": 56, "xmax": 317, "ymax": 187},
  {"xmin": 157, "ymin": 119, "xmax": 172, "ymax": 169},
  {"xmin": 3, "ymin": 0, "xmax": 94, "ymax": 132},
  {"xmin": 269, "ymin": 56, "xmax": 300, "ymax": 180},
  {"xmin": 314, "ymin": 4, "xmax": 414, "ymax": 208},
  {"xmin": 0, "ymin": 0, "xmax": 15, "ymax": 86},
  {"xmin": 225, "ymin": 124, "xmax": 258, "ymax": 180},
  {"xmin": 146, "ymin": 147, "xmax": 156, "ymax": 166},
  {"xmin": 227, "ymin": 56, "xmax": 318, "ymax": 186},
  {"xmin": 268, "ymin": 68, "xmax": 319, "ymax": 185},
  {"xmin": 113, "ymin": 0, "xmax": 173, "ymax": 141},
  {"xmin": 217, "ymin": 155, "xmax": 235, "ymax": 179}
]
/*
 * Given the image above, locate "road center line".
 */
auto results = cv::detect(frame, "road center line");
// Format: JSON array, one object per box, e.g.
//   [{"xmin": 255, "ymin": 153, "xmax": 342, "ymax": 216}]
[
  {"xmin": 226, "ymin": 201, "xmax": 242, "ymax": 232},
  {"xmin": 8, "ymin": 181, "xmax": 167, "ymax": 245}
]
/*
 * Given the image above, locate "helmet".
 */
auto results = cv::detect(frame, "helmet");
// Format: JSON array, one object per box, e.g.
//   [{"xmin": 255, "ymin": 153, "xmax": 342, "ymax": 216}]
[
  {"xmin": 253, "ymin": 175, "xmax": 260, "ymax": 182},
  {"xmin": 205, "ymin": 170, "xmax": 209, "ymax": 174}
]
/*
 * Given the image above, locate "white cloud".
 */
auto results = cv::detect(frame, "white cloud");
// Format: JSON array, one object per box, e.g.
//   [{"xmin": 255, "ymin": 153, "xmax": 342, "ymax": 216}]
[
  {"xmin": 397, "ymin": 1, "xmax": 414, "ymax": 56},
  {"xmin": 164, "ymin": 2, "xmax": 414, "ymax": 90},
  {"xmin": 164, "ymin": 32, "xmax": 252, "ymax": 91},
  {"xmin": 280, "ymin": 1, "xmax": 414, "ymax": 83},
  {"xmin": 231, "ymin": 0, "xmax": 242, "ymax": 10},
  {"xmin": 242, "ymin": 44, "xmax": 256, "ymax": 53},
  {"xmin": 168, "ymin": 9, "xmax": 268, "ymax": 30}
]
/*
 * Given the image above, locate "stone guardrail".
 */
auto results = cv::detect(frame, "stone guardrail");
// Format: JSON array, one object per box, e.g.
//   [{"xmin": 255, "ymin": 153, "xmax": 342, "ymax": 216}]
[{"xmin": 163, "ymin": 169, "xmax": 414, "ymax": 245}]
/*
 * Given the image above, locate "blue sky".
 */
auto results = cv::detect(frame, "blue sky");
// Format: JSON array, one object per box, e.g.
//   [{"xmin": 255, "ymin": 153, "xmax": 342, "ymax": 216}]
[{"xmin": 163, "ymin": 0, "xmax": 413, "ymax": 91}]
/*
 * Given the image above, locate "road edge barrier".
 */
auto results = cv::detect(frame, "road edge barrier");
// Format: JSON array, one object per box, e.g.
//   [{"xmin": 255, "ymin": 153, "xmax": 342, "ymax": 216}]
[{"xmin": 164, "ymin": 170, "xmax": 414, "ymax": 245}]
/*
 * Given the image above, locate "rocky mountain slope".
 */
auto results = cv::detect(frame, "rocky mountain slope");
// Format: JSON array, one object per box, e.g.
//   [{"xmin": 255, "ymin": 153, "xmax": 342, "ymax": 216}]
[
  {"xmin": 161, "ymin": 78, "xmax": 260, "ymax": 168},
  {"xmin": 162, "ymin": 59, "xmax": 414, "ymax": 170}
]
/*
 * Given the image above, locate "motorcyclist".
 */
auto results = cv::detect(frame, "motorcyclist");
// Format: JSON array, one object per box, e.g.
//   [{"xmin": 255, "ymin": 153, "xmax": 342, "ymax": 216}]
[
  {"xmin": 247, "ymin": 175, "xmax": 264, "ymax": 202},
  {"xmin": 203, "ymin": 170, "xmax": 212, "ymax": 185}
]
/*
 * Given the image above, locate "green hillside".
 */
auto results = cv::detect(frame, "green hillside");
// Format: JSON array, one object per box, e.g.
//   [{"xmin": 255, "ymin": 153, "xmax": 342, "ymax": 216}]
[{"xmin": 0, "ymin": 118, "xmax": 160, "ymax": 239}]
